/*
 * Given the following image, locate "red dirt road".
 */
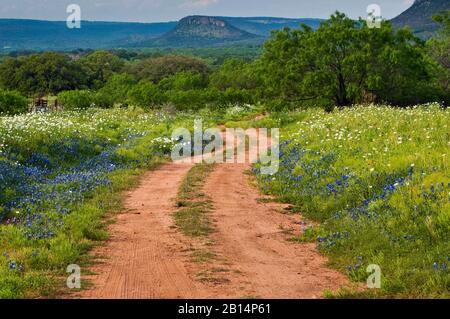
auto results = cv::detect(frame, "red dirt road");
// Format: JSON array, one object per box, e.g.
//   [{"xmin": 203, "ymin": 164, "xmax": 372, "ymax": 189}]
[
  {"xmin": 78, "ymin": 131, "xmax": 347, "ymax": 299},
  {"xmin": 202, "ymin": 163, "xmax": 347, "ymax": 298}
]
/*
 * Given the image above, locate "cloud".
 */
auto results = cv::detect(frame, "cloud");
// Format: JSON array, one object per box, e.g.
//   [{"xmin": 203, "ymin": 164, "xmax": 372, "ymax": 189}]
[{"xmin": 179, "ymin": 0, "xmax": 219, "ymax": 9}]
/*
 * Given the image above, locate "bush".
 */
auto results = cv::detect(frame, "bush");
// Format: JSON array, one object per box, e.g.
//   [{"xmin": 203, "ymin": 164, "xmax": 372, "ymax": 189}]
[
  {"xmin": 265, "ymin": 99, "xmax": 287, "ymax": 112},
  {"xmin": 129, "ymin": 55, "xmax": 210, "ymax": 83},
  {"xmin": 96, "ymin": 74, "xmax": 136, "ymax": 108},
  {"xmin": 58, "ymin": 90, "xmax": 95, "ymax": 110},
  {"xmin": 165, "ymin": 90, "xmax": 204, "ymax": 110},
  {"xmin": 0, "ymin": 90, "xmax": 28, "ymax": 115},
  {"xmin": 127, "ymin": 80, "xmax": 166, "ymax": 109},
  {"xmin": 158, "ymin": 71, "xmax": 208, "ymax": 91},
  {"xmin": 221, "ymin": 88, "xmax": 255, "ymax": 106}
]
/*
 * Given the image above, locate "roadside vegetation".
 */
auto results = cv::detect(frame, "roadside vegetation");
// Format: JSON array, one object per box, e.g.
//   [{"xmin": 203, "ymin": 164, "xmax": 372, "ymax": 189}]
[{"xmin": 254, "ymin": 105, "xmax": 450, "ymax": 298}]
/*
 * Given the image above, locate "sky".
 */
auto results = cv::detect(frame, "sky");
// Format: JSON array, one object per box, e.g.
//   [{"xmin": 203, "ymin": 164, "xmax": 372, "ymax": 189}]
[{"xmin": 0, "ymin": 0, "xmax": 416, "ymax": 22}]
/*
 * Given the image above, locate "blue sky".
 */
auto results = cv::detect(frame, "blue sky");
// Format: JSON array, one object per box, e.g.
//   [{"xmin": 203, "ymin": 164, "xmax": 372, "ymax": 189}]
[{"xmin": 0, "ymin": 0, "xmax": 415, "ymax": 22}]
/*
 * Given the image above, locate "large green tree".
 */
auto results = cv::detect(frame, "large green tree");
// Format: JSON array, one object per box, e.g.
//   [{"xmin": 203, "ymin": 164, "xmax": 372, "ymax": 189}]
[
  {"xmin": 260, "ymin": 12, "xmax": 436, "ymax": 107},
  {"xmin": 0, "ymin": 52, "xmax": 86, "ymax": 96},
  {"xmin": 76, "ymin": 51, "xmax": 125, "ymax": 89}
]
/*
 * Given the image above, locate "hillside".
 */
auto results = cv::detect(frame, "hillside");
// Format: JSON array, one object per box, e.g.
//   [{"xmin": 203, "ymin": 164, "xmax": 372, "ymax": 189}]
[
  {"xmin": 139, "ymin": 16, "xmax": 264, "ymax": 48},
  {"xmin": 220, "ymin": 17, "xmax": 322, "ymax": 36},
  {"xmin": 0, "ymin": 19, "xmax": 177, "ymax": 51},
  {"xmin": 391, "ymin": 0, "xmax": 450, "ymax": 38},
  {"xmin": 0, "ymin": 16, "xmax": 322, "ymax": 51}
]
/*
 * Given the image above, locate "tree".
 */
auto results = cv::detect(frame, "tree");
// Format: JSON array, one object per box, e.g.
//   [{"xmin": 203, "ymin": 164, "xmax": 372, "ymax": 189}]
[
  {"xmin": 260, "ymin": 23, "xmax": 325, "ymax": 104},
  {"xmin": 209, "ymin": 58, "xmax": 260, "ymax": 91},
  {"xmin": 260, "ymin": 12, "xmax": 435, "ymax": 107},
  {"xmin": 0, "ymin": 52, "xmax": 86, "ymax": 96},
  {"xmin": 128, "ymin": 55, "xmax": 210, "ymax": 83},
  {"xmin": 127, "ymin": 80, "xmax": 166, "ymax": 108},
  {"xmin": 361, "ymin": 22, "xmax": 433, "ymax": 105},
  {"xmin": 77, "ymin": 51, "xmax": 124, "ymax": 89},
  {"xmin": 95, "ymin": 74, "xmax": 136, "ymax": 108},
  {"xmin": 427, "ymin": 11, "xmax": 450, "ymax": 103}
]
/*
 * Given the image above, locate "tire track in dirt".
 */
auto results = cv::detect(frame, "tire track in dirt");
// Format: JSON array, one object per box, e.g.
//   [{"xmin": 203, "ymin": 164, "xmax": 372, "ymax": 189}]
[
  {"xmin": 78, "ymin": 129, "xmax": 348, "ymax": 299},
  {"xmin": 203, "ymin": 162, "xmax": 347, "ymax": 298},
  {"xmin": 78, "ymin": 163, "xmax": 205, "ymax": 299}
]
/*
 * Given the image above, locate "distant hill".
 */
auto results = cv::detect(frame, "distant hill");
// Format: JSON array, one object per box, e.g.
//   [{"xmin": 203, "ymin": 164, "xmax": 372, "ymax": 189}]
[
  {"xmin": 0, "ymin": 16, "xmax": 322, "ymax": 51},
  {"xmin": 220, "ymin": 17, "xmax": 322, "ymax": 36},
  {"xmin": 0, "ymin": 19, "xmax": 177, "ymax": 51},
  {"xmin": 391, "ymin": 0, "xmax": 450, "ymax": 38},
  {"xmin": 137, "ymin": 16, "xmax": 264, "ymax": 48}
]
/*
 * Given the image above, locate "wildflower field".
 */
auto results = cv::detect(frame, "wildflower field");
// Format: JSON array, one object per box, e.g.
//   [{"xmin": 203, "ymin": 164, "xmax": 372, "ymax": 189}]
[
  {"xmin": 0, "ymin": 108, "xmax": 209, "ymax": 298},
  {"xmin": 255, "ymin": 104, "xmax": 450, "ymax": 298},
  {"xmin": 0, "ymin": 103, "xmax": 448, "ymax": 299}
]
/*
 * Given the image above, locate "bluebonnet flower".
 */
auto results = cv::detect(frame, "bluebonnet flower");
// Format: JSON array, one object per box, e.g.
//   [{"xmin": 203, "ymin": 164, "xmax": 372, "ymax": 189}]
[{"xmin": 8, "ymin": 261, "xmax": 16, "ymax": 270}]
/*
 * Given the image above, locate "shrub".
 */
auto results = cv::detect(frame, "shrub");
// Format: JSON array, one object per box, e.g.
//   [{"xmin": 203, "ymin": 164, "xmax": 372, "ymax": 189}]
[
  {"xmin": 58, "ymin": 90, "xmax": 95, "ymax": 110},
  {"xmin": 127, "ymin": 80, "xmax": 167, "ymax": 109},
  {"xmin": 129, "ymin": 55, "xmax": 210, "ymax": 82},
  {"xmin": 265, "ymin": 99, "xmax": 287, "ymax": 112},
  {"xmin": 158, "ymin": 71, "xmax": 208, "ymax": 91},
  {"xmin": 0, "ymin": 89, "xmax": 28, "ymax": 115},
  {"xmin": 95, "ymin": 74, "xmax": 136, "ymax": 108},
  {"xmin": 221, "ymin": 88, "xmax": 255, "ymax": 106}
]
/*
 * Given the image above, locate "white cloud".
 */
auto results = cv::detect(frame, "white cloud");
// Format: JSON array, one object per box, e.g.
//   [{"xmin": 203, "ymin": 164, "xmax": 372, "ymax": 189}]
[{"xmin": 179, "ymin": 0, "xmax": 219, "ymax": 9}]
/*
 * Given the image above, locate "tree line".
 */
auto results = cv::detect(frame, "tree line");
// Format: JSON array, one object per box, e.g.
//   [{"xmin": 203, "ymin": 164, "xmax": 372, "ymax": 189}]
[{"xmin": 0, "ymin": 11, "xmax": 448, "ymax": 115}]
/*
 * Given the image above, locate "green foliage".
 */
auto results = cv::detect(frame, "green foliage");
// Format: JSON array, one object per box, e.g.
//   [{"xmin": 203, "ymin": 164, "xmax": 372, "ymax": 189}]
[
  {"xmin": 260, "ymin": 12, "xmax": 439, "ymax": 107},
  {"xmin": 427, "ymin": 11, "xmax": 450, "ymax": 104},
  {"xmin": 128, "ymin": 55, "xmax": 210, "ymax": 82},
  {"xmin": 57, "ymin": 90, "xmax": 95, "ymax": 110},
  {"xmin": 209, "ymin": 58, "xmax": 261, "ymax": 90},
  {"xmin": 131, "ymin": 46, "xmax": 262, "ymax": 66},
  {"xmin": 127, "ymin": 80, "xmax": 166, "ymax": 108},
  {"xmin": 158, "ymin": 71, "xmax": 208, "ymax": 91},
  {"xmin": 95, "ymin": 74, "xmax": 136, "ymax": 108},
  {"xmin": 0, "ymin": 90, "xmax": 28, "ymax": 115},
  {"xmin": 0, "ymin": 52, "xmax": 86, "ymax": 95},
  {"xmin": 76, "ymin": 51, "xmax": 125, "ymax": 89}
]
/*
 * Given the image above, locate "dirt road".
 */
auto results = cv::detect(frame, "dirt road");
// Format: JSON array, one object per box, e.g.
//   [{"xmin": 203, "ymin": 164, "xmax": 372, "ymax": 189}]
[
  {"xmin": 78, "ymin": 130, "xmax": 347, "ymax": 299},
  {"xmin": 202, "ymin": 163, "xmax": 347, "ymax": 298}
]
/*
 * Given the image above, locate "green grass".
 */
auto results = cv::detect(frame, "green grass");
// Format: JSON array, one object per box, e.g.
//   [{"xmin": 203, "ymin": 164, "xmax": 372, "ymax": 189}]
[
  {"xmin": 174, "ymin": 163, "xmax": 228, "ymax": 283},
  {"xmin": 192, "ymin": 250, "xmax": 217, "ymax": 264},
  {"xmin": 174, "ymin": 164, "xmax": 215, "ymax": 238}
]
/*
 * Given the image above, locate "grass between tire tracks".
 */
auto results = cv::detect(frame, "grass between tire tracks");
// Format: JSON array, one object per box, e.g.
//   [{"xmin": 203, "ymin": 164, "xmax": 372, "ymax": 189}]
[
  {"xmin": 174, "ymin": 164, "xmax": 215, "ymax": 238},
  {"xmin": 173, "ymin": 163, "xmax": 233, "ymax": 284}
]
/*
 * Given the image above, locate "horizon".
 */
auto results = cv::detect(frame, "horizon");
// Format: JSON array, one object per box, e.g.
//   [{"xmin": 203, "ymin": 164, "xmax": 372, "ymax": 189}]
[
  {"xmin": 0, "ymin": 0, "xmax": 415, "ymax": 23},
  {"xmin": 0, "ymin": 15, "xmax": 324, "ymax": 24}
]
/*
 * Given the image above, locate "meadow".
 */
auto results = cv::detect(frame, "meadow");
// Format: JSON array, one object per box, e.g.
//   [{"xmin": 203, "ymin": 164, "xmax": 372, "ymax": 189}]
[
  {"xmin": 0, "ymin": 107, "xmax": 227, "ymax": 298},
  {"xmin": 254, "ymin": 104, "xmax": 450, "ymax": 298},
  {"xmin": 0, "ymin": 103, "xmax": 449, "ymax": 298}
]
